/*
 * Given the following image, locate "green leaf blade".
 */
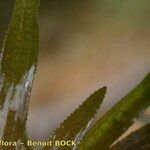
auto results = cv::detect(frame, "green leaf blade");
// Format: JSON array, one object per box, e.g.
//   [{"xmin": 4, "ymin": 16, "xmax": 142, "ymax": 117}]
[
  {"xmin": 0, "ymin": 0, "xmax": 40, "ymax": 149},
  {"xmin": 43, "ymin": 86, "xmax": 107, "ymax": 150},
  {"xmin": 79, "ymin": 73, "xmax": 150, "ymax": 150}
]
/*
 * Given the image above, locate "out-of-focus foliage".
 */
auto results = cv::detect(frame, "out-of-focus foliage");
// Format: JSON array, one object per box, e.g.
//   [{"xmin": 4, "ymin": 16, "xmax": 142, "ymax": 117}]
[
  {"xmin": 40, "ymin": 0, "xmax": 150, "ymax": 25},
  {"xmin": 39, "ymin": 0, "xmax": 150, "ymax": 54},
  {"xmin": 0, "ymin": 0, "xmax": 14, "ymax": 50},
  {"xmin": 110, "ymin": 123, "xmax": 150, "ymax": 150},
  {"xmin": 79, "ymin": 73, "xmax": 150, "ymax": 150},
  {"xmin": 43, "ymin": 87, "xmax": 107, "ymax": 150}
]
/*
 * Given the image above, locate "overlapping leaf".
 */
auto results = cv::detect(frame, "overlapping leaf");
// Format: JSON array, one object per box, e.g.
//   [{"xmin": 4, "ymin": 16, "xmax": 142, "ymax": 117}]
[{"xmin": 79, "ymin": 73, "xmax": 150, "ymax": 150}]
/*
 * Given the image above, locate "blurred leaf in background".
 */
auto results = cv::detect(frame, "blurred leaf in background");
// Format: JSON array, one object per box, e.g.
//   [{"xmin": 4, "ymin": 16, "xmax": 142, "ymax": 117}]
[{"xmin": 0, "ymin": 0, "xmax": 14, "ymax": 50}]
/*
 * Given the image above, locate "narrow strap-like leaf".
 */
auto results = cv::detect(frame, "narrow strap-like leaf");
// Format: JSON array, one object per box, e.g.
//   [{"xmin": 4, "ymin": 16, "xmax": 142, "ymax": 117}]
[
  {"xmin": 1, "ymin": 0, "xmax": 40, "ymax": 84},
  {"xmin": 0, "ymin": 0, "xmax": 40, "ymax": 149},
  {"xmin": 43, "ymin": 86, "xmax": 107, "ymax": 150}
]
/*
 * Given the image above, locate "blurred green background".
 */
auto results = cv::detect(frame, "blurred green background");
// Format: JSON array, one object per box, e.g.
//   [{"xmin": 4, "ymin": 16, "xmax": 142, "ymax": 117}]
[{"xmin": 0, "ymin": 0, "xmax": 150, "ymax": 140}]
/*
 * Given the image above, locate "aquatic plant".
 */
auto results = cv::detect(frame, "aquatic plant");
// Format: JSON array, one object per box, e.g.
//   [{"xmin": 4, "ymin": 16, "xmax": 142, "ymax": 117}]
[
  {"xmin": 79, "ymin": 73, "xmax": 150, "ymax": 150},
  {"xmin": 0, "ymin": 0, "xmax": 40, "ymax": 149},
  {"xmin": 0, "ymin": 1, "xmax": 149, "ymax": 150},
  {"xmin": 43, "ymin": 87, "xmax": 107, "ymax": 150}
]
